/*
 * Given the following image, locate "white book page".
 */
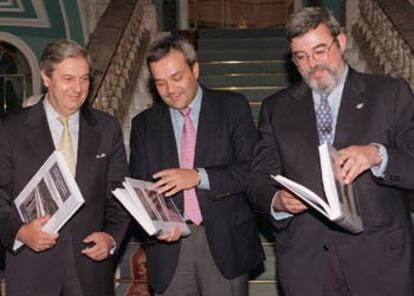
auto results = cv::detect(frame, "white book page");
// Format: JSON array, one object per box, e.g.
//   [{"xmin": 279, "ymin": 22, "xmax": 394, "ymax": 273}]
[
  {"xmin": 272, "ymin": 175, "xmax": 331, "ymax": 218},
  {"xmin": 113, "ymin": 188, "xmax": 158, "ymax": 236},
  {"xmin": 318, "ymin": 144, "xmax": 342, "ymax": 219}
]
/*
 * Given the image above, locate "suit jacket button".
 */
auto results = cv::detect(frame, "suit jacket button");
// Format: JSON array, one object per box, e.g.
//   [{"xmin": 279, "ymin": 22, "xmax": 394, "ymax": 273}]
[{"xmin": 323, "ymin": 244, "xmax": 329, "ymax": 251}]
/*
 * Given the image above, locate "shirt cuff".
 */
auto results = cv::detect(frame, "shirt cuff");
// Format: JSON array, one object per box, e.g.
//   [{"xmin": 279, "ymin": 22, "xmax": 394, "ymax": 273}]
[
  {"xmin": 196, "ymin": 168, "xmax": 210, "ymax": 190},
  {"xmin": 109, "ymin": 236, "xmax": 116, "ymax": 255},
  {"xmin": 370, "ymin": 143, "xmax": 388, "ymax": 178},
  {"xmin": 270, "ymin": 192, "xmax": 293, "ymax": 220}
]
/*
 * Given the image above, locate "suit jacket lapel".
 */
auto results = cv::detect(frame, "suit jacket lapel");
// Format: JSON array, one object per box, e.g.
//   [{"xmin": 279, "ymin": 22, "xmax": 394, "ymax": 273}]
[
  {"xmin": 195, "ymin": 88, "xmax": 220, "ymax": 167},
  {"xmin": 76, "ymin": 107, "xmax": 101, "ymax": 185},
  {"xmin": 26, "ymin": 102, "xmax": 55, "ymax": 164},
  {"xmin": 154, "ymin": 103, "xmax": 180, "ymax": 169},
  {"xmin": 334, "ymin": 69, "xmax": 367, "ymax": 148},
  {"xmin": 291, "ymin": 81, "xmax": 321, "ymax": 163}
]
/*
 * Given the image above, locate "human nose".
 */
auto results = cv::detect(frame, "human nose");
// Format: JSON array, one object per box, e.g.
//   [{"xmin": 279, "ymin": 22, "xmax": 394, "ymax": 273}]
[
  {"xmin": 73, "ymin": 79, "xmax": 82, "ymax": 93},
  {"xmin": 307, "ymin": 53, "xmax": 319, "ymax": 67},
  {"xmin": 165, "ymin": 81, "xmax": 176, "ymax": 95}
]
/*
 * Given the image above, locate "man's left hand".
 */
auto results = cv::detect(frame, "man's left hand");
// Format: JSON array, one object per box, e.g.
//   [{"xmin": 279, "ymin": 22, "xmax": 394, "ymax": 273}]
[
  {"xmin": 153, "ymin": 168, "xmax": 200, "ymax": 197},
  {"xmin": 81, "ymin": 232, "xmax": 115, "ymax": 261},
  {"xmin": 338, "ymin": 144, "xmax": 381, "ymax": 184}
]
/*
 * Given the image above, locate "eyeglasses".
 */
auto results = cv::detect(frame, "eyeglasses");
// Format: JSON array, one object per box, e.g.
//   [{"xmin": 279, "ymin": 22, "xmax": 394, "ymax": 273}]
[{"xmin": 291, "ymin": 39, "xmax": 336, "ymax": 66}]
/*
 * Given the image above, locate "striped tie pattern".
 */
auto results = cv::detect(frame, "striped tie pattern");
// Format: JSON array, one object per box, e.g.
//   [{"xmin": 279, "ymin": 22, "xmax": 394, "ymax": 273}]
[
  {"xmin": 180, "ymin": 107, "xmax": 202, "ymax": 225},
  {"xmin": 316, "ymin": 93, "xmax": 333, "ymax": 144}
]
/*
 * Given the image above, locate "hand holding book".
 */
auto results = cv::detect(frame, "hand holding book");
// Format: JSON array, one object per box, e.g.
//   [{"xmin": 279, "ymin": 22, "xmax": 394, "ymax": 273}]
[
  {"xmin": 273, "ymin": 189, "xmax": 308, "ymax": 214},
  {"xmin": 272, "ymin": 144, "xmax": 364, "ymax": 234},
  {"xmin": 16, "ymin": 215, "xmax": 59, "ymax": 252}
]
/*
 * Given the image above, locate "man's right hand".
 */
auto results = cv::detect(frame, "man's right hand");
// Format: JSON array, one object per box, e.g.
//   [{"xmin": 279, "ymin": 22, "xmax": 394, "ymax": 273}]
[
  {"xmin": 272, "ymin": 190, "xmax": 308, "ymax": 214},
  {"xmin": 16, "ymin": 215, "xmax": 59, "ymax": 252},
  {"xmin": 157, "ymin": 225, "xmax": 182, "ymax": 242}
]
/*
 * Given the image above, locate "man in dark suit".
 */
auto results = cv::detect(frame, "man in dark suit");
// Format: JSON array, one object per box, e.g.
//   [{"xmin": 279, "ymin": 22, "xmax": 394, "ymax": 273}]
[
  {"xmin": 129, "ymin": 35, "xmax": 264, "ymax": 296},
  {"xmin": 0, "ymin": 39, "xmax": 130, "ymax": 296},
  {"xmin": 248, "ymin": 7, "xmax": 414, "ymax": 296}
]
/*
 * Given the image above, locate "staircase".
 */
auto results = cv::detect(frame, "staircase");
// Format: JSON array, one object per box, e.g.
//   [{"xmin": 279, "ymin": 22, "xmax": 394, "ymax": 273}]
[
  {"xmin": 198, "ymin": 28, "xmax": 299, "ymax": 124},
  {"xmin": 197, "ymin": 27, "xmax": 300, "ymax": 296}
]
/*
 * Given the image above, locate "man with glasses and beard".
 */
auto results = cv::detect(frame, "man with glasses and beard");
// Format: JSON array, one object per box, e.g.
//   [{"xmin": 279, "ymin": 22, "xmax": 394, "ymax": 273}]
[{"xmin": 248, "ymin": 7, "xmax": 414, "ymax": 296}]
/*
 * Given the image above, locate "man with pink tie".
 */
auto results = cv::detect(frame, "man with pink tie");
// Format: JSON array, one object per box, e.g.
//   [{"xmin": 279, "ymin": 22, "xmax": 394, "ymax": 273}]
[{"xmin": 129, "ymin": 35, "xmax": 264, "ymax": 296}]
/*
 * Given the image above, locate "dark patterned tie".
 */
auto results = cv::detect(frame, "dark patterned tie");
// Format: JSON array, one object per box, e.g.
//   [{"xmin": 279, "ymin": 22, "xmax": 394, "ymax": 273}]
[{"xmin": 316, "ymin": 93, "xmax": 333, "ymax": 144}]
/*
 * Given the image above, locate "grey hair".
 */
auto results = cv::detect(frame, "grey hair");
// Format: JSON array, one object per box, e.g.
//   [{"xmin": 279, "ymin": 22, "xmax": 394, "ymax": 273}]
[
  {"xmin": 40, "ymin": 39, "xmax": 90, "ymax": 77},
  {"xmin": 286, "ymin": 7, "xmax": 342, "ymax": 42},
  {"xmin": 146, "ymin": 34, "xmax": 197, "ymax": 70}
]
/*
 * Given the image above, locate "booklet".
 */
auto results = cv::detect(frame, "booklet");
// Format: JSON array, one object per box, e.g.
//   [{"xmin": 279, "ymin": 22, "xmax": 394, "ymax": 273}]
[
  {"xmin": 272, "ymin": 143, "xmax": 363, "ymax": 233},
  {"xmin": 14, "ymin": 151, "xmax": 85, "ymax": 250},
  {"xmin": 113, "ymin": 177, "xmax": 190, "ymax": 237}
]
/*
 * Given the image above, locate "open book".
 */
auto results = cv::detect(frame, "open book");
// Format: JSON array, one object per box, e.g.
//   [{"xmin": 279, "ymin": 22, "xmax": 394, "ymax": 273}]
[
  {"xmin": 14, "ymin": 151, "xmax": 85, "ymax": 250},
  {"xmin": 272, "ymin": 143, "xmax": 363, "ymax": 233},
  {"xmin": 113, "ymin": 177, "xmax": 190, "ymax": 237}
]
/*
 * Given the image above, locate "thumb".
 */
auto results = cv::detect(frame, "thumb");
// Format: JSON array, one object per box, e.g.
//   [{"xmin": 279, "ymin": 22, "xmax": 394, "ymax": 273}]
[
  {"xmin": 83, "ymin": 233, "xmax": 95, "ymax": 243},
  {"xmin": 35, "ymin": 215, "xmax": 50, "ymax": 226}
]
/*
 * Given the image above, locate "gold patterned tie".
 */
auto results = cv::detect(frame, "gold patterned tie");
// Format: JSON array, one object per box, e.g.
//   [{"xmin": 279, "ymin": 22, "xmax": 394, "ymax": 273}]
[{"xmin": 58, "ymin": 116, "xmax": 76, "ymax": 175}]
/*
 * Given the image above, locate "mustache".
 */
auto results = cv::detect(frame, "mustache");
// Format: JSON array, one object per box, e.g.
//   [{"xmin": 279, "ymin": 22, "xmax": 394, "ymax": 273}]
[{"xmin": 307, "ymin": 64, "xmax": 335, "ymax": 76}]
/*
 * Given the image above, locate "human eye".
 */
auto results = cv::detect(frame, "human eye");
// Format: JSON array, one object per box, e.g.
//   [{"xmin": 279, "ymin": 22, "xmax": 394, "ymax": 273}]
[
  {"xmin": 154, "ymin": 80, "xmax": 165, "ymax": 88},
  {"xmin": 314, "ymin": 47, "xmax": 328, "ymax": 57},
  {"xmin": 294, "ymin": 53, "xmax": 306, "ymax": 61},
  {"xmin": 172, "ymin": 73, "xmax": 182, "ymax": 81},
  {"xmin": 63, "ymin": 76, "xmax": 73, "ymax": 82}
]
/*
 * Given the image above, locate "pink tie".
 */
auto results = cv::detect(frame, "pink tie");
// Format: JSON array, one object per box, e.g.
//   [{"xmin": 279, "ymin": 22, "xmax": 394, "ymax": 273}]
[{"xmin": 180, "ymin": 107, "xmax": 203, "ymax": 225}]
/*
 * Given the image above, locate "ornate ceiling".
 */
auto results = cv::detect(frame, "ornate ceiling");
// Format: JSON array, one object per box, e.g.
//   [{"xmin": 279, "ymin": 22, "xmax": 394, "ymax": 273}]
[{"xmin": 0, "ymin": 0, "xmax": 85, "ymax": 44}]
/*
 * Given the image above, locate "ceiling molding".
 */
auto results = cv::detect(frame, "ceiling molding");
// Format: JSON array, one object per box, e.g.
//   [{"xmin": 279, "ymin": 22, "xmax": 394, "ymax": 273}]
[
  {"xmin": 0, "ymin": 0, "xmax": 24, "ymax": 12},
  {"xmin": 0, "ymin": 0, "xmax": 50, "ymax": 27},
  {"xmin": 59, "ymin": 0, "xmax": 70, "ymax": 39}
]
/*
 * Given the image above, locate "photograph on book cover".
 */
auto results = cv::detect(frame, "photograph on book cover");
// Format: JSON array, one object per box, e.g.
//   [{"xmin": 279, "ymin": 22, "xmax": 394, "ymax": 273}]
[{"xmin": 18, "ymin": 162, "xmax": 71, "ymax": 223}]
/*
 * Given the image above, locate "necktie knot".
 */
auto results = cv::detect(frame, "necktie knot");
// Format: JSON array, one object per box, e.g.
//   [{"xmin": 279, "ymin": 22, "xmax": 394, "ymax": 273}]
[
  {"xmin": 180, "ymin": 107, "xmax": 191, "ymax": 117},
  {"xmin": 58, "ymin": 116, "xmax": 69, "ymax": 128}
]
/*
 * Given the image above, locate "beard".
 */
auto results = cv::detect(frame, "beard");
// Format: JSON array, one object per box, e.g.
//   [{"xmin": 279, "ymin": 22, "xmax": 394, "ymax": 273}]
[{"xmin": 303, "ymin": 63, "xmax": 343, "ymax": 94}]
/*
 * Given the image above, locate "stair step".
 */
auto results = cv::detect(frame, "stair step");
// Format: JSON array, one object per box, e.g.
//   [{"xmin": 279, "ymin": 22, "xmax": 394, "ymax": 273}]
[
  {"xmin": 200, "ymin": 73, "xmax": 291, "ymax": 88},
  {"xmin": 199, "ymin": 37, "xmax": 288, "ymax": 50},
  {"xmin": 199, "ymin": 27, "xmax": 286, "ymax": 39},
  {"xmin": 249, "ymin": 282, "xmax": 279, "ymax": 296},
  {"xmin": 200, "ymin": 60, "xmax": 293, "ymax": 74},
  {"xmin": 210, "ymin": 86, "xmax": 283, "ymax": 102},
  {"xmin": 198, "ymin": 49, "xmax": 289, "ymax": 62}
]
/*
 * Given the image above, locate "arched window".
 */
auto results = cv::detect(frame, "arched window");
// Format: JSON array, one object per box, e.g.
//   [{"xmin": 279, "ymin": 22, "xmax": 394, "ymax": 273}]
[{"xmin": 0, "ymin": 41, "xmax": 32, "ymax": 115}]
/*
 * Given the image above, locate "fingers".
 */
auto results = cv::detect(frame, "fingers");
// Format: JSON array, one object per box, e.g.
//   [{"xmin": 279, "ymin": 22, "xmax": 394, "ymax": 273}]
[
  {"xmin": 17, "ymin": 220, "xmax": 59, "ymax": 252},
  {"xmin": 32, "ymin": 232, "xmax": 58, "ymax": 251},
  {"xmin": 153, "ymin": 169, "xmax": 199, "ymax": 196},
  {"xmin": 157, "ymin": 226, "xmax": 182, "ymax": 242},
  {"xmin": 274, "ymin": 190, "xmax": 308, "ymax": 214},
  {"xmin": 81, "ymin": 232, "xmax": 114, "ymax": 261},
  {"xmin": 339, "ymin": 145, "xmax": 380, "ymax": 184}
]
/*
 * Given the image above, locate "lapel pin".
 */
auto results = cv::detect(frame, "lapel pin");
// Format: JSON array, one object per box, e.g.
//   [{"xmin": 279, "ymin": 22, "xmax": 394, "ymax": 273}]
[
  {"xmin": 96, "ymin": 153, "xmax": 106, "ymax": 159},
  {"xmin": 356, "ymin": 102, "xmax": 365, "ymax": 109}
]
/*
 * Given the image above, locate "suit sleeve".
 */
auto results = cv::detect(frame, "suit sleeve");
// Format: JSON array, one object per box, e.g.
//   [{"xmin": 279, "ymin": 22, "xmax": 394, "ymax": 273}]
[
  {"xmin": 203, "ymin": 95, "xmax": 259, "ymax": 200},
  {"xmin": 103, "ymin": 120, "xmax": 130, "ymax": 250},
  {"xmin": 377, "ymin": 79, "xmax": 414, "ymax": 188},
  {"xmin": 247, "ymin": 98, "xmax": 292, "ymax": 229},
  {"xmin": 0, "ymin": 120, "xmax": 24, "ymax": 250},
  {"xmin": 129, "ymin": 116, "xmax": 150, "ymax": 181}
]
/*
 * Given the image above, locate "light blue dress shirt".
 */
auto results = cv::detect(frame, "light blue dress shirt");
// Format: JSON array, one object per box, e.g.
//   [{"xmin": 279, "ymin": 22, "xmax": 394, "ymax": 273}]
[{"xmin": 169, "ymin": 84, "xmax": 210, "ymax": 190}]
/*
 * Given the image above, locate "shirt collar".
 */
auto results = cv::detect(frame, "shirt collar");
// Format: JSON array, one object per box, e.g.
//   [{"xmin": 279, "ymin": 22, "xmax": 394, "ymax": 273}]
[{"xmin": 43, "ymin": 94, "xmax": 80, "ymax": 124}]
